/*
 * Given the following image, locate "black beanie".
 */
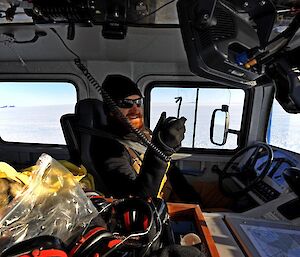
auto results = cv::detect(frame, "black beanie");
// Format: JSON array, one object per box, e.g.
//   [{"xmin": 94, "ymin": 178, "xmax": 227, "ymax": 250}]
[{"xmin": 102, "ymin": 74, "xmax": 142, "ymax": 101}]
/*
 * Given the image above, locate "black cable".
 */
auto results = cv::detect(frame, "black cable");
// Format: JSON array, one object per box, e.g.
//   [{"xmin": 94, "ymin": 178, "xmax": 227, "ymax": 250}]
[
  {"xmin": 50, "ymin": 28, "xmax": 80, "ymax": 59},
  {"xmin": 192, "ymin": 88, "xmax": 199, "ymax": 149},
  {"xmin": 74, "ymin": 58, "xmax": 171, "ymax": 162},
  {"xmin": 50, "ymin": 28, "xmax": 171, "ymax": 162},
  {"xmin": 133, "ymin": 0, "xmax": 176, "ymax": 23}
]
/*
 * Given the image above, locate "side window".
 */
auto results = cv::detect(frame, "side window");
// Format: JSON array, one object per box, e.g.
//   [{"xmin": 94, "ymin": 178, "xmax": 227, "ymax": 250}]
[
  {"xmin": 267, "ymin": 100, "xmax": 300, "ymax": 153},
  {"xmin": 149, "ymin": 86, "xmax": 245, "ymax": 150},
  {"xmin": 0, "ymin": 82, "xmax": 76, "ymax": 144}
]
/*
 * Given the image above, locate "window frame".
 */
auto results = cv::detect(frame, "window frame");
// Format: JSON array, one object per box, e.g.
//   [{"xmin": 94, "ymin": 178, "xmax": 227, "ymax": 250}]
[
  {"xmin": 0, "ymin": 78, "xmax": 79, "ymax": 146},
  {"xmin": 144, "ymin": 81, "xmax": 250, "ymax": 154}
]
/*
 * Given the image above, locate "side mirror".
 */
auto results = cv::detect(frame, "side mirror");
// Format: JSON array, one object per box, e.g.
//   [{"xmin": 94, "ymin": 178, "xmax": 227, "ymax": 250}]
[{"xmin": 210, "ymin": 105, "xmax": 229, "ymax": 146}]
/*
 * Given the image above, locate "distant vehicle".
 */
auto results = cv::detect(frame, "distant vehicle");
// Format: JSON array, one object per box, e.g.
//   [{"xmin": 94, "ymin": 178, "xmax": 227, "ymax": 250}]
[
  {"xmin": 0, "ymin": 0, "xmax": 300, "ymax": 256},
  {"xmin": 0, "ymin": 105, "xmax": 15, "ymax": 108}
]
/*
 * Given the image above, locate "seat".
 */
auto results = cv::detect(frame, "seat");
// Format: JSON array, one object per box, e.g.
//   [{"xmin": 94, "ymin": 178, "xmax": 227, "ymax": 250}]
[
  {"xmin": 60, "ymin": 113, "xmax": 80, "ymax": 165},
  {"xmin": 60, "ymin": 98, "xmax": 108, "ymax": 192}
]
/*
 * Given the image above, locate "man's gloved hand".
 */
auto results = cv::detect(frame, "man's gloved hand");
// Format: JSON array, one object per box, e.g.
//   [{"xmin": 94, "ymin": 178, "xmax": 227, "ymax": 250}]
[{"xmin": 152, "ymin": 112, "xmax": 186, "ymax": 156}]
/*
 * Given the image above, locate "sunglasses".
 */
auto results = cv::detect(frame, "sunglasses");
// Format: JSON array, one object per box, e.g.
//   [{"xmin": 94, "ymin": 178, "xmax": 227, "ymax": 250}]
[{"xmin": 116, "ymin": 98, "xmax": 143, "ymax": 108}]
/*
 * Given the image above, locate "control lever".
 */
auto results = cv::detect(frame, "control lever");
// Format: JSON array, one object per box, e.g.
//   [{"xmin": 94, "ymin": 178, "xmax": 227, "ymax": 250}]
[
  {"xmin": 283, "ymin": 167, "xmax": 300, "ymax": 197},
  {"xmin": 278, "ymin": 167, "xmax": 300, "ymax": 220}
]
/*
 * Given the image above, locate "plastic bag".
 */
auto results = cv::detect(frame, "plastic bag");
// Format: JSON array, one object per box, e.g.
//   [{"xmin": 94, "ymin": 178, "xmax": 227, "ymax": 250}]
[
  {"xmin": 0, "ymin": 159, "xmax": 93, "ymax": 211},
  {"xmin": 21, "ymin": 160, "xmax": 96, "ymax": 191},
  {"xmin": 0, "ymin": 162, "xmax": 29, "ymax": 210},
  {"xmin": 0, "ymin": 153, "xmax": 98, "ymax": 253}
]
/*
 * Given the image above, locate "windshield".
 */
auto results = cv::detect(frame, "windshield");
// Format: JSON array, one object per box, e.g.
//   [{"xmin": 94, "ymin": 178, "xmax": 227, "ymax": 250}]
[
  {"xmin": 268, "ymin": 99, "xmax": 300, "ymax": 153},
  {"xmin": 150, "ymin": 86, "xmax": 245, "ymax": 150}
]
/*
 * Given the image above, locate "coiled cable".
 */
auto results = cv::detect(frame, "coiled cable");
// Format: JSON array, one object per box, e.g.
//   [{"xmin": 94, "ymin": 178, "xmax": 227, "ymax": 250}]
[
  {"xmin": 50, "ymin": 27, "xmax": 171, "ymax": 162},
  {"xmin": 74, "ymin": 58, "xmax": 171, "ymax": 162}
]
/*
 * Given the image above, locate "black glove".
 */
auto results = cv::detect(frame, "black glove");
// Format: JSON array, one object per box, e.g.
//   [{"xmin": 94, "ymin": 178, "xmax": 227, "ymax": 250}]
[{"xmin": 153, "ymin": 112, "xmax": 186, "ymax": 156}]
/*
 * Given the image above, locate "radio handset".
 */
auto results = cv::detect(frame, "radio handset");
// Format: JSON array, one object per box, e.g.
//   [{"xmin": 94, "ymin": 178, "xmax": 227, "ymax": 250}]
[{"xmin": 74, "ymin": 58, "xmax": 171, "ymax": 162}]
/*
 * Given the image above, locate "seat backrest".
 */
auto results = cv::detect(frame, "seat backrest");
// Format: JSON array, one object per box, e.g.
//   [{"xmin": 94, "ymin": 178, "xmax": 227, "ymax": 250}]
[
  {"xmin": 60, "ymin": 113, "xmax": 80, "ymax": 165},
  {"xmin": 60, "ymin": 98, "xmax": 108, "ymax": 192}
]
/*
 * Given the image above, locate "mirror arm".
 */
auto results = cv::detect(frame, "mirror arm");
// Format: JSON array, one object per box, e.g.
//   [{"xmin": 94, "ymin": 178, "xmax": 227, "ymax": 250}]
[{"xmin": 228, "ymin": 129, "xmax": 240, "ymax": 135}]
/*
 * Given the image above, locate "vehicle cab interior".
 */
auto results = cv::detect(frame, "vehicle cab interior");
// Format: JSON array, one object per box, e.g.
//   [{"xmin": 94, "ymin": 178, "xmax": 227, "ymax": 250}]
[{"xmin": 0, "ymin": 0, "xmax": 300, "ymax": 256}]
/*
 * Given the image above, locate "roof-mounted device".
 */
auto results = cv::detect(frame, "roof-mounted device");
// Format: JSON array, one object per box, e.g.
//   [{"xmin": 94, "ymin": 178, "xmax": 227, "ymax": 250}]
[
  {"xmin": 14, "ymin": 0, "xmax": 163, "ymax": 40},
  {"xmin": 21, "ymin": 0, "xmax": 128, "ymax": 39},
  {"xmin": 177, "ymin": 0, "xmax": 300, "ymax": 89}
]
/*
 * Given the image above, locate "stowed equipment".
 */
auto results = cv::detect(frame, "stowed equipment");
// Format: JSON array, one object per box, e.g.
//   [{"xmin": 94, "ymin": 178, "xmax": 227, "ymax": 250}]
[{"xmin": 69, "ymin": 195, "xmax": 172, "ymax": 257}]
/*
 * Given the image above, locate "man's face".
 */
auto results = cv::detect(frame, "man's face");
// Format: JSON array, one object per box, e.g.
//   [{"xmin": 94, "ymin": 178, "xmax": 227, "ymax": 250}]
[{"xmin": 116, "ymin": 94, "xmax": 144, "ymax": 130}]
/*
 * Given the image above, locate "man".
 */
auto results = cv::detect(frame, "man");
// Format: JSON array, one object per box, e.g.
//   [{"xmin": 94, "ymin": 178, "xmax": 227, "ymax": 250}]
[{"xmin": 91, "ymin": 74, "xmax": 186, "ymax": 198}]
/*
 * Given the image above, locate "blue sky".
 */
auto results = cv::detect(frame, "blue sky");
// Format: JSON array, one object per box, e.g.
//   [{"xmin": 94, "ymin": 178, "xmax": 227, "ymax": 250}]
[{"xmin": 0, "ymin": 82, "xmax": 77, "ymax": 106}]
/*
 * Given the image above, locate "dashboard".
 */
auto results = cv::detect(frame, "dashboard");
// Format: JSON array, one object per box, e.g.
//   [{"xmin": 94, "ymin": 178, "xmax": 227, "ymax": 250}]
[
  {"xmin": 241, "ymin": 148, "xmax": 298, "ymax": 204},
  {"xmin": 236, "ymin": 147, "xmax": 300, "ymax": 224}
]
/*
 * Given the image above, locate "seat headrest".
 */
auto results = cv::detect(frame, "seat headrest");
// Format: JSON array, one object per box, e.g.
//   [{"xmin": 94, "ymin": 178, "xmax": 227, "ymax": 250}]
[{"xmin": 75, "ymin": 99, "xmax": 107, "ymax": 128}]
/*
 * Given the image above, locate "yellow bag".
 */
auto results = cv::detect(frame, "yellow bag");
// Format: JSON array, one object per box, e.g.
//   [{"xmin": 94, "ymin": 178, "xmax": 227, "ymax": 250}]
[
  {"xmin": 0, "ymin": 159, "xmax": 95, "ymax": 210},
  {"xmin": 58, "ymin": 160, "xmax": 95, "ymax": 191},
  {"xmin": 0, "ymin": 154, "xmax": 98, "ymax": 253},
  {"xmin": 0, "ymin": 162, "xmax": 30, "ymax": 185},
  {"xmin": 0, "ymin": 162, "xmax": 28, "ymax": 209}
]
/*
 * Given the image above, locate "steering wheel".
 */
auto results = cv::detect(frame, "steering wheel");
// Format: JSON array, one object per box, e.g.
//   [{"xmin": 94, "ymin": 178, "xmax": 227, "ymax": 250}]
[{"xmin": 219, "ymin": 142, "xmax": 273, "ymax": 197}]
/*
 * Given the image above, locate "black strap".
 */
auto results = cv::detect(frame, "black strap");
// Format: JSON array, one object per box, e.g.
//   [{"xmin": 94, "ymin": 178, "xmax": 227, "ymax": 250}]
[
  {"xmin": 77, "ymin": 126, "xmax": 147, "ymax": 155},
  {"xmin": 77, "ymin": 126, "xmax": 116, "ymax": 140}
]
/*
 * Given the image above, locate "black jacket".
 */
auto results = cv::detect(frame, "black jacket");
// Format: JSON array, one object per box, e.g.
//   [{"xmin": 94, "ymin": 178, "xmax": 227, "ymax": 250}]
[{"xmin": 91, "ymin": 131, "xmax": 169, "ymax": 198}]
